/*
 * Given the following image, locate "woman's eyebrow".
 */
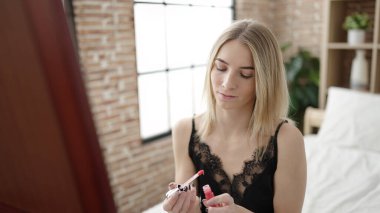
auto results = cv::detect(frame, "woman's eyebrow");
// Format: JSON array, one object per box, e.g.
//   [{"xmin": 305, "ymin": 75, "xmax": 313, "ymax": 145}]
[
  {"xmin": 215, "ymin": 58, "xmax": 254, "ymax": 70},
  {"xmin": 215, "ymin": 58, "xmax": 229, "ymax": 64}
]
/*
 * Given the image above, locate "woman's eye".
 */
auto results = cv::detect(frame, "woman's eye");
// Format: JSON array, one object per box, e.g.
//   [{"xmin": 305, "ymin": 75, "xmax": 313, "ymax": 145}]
[
  {"xmin": 240, "ymin": 74, "xmax": 253, "ymax": 79},
  {"xmin": 216, "ymin": 66, "xmax": 227, "ymax": 72}
]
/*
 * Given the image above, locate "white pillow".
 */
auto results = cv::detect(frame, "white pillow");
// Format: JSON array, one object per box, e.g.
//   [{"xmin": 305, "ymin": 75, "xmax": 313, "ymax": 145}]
[{"xmin": 317, "ymin": 87, "xmax": 380, "ymax": 152}]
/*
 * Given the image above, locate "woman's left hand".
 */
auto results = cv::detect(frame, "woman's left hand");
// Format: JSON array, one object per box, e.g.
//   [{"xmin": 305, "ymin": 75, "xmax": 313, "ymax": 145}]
[
  {"xmin": 203, "ymin": 193, "xmax": 253, "ymax": 213},
  {"xmin": 202, "ymin": 193, "xmax": 237, "ymax": 212}
]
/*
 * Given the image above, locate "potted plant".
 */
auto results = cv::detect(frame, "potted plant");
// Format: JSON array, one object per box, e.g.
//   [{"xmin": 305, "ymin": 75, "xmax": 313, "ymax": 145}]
[
  {"xmin": 343, "ymin": 12, "xmax": 370, "ymax": 45},
  {"xmin": 282, "ymin": 43, "xmax": 320, "ymax": 130}
]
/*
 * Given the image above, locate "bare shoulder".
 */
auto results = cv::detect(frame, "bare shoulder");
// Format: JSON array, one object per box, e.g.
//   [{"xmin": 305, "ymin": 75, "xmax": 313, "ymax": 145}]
[
  {"xmin": 172, "ymin": 113, "xmax": 203, "ymax": 139},
  {"xmin": 172, "ymin": 117, "xmax": 193, "ymax": 151},
  {"xmin": 276, "ymin": 122, "xmax": 305, "ymax": 154},
  {"xmin": 172, "ymin": 117, "xmax": 193, "ymax": 136},
  {"xmin": 276, "ymin": 122, "xmax": 306, "ymax": 169}
]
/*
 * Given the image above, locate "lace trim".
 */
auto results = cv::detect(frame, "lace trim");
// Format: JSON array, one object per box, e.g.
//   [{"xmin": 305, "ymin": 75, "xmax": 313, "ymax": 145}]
[{"xmin": 190, "ymin": 132, "xmax": 275, "ymax": 205}]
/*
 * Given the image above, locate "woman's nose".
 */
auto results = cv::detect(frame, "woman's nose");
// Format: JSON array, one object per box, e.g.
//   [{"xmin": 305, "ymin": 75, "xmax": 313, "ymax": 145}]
[{"xmin": 222, "ymin": 71, "xmax": 237, "ymax": 89}]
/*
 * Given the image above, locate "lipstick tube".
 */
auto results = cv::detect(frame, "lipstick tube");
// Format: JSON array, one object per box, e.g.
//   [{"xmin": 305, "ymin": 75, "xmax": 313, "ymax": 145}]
[{"xmin": 203, "ymin": 184, "xmax": 220, "ymax": 207}]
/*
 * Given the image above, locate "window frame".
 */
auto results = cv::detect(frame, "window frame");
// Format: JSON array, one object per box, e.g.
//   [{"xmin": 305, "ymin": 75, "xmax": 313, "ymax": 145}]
[{"xmin": 134, "ymin": 0, "xmax": 235, "ymax": 143}]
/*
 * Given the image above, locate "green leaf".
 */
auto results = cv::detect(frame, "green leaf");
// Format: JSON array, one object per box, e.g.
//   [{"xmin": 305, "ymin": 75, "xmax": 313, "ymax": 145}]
[
  {"xmin": 343, "ymin": 12, "xmax": 370, "ymax": 30},
  {"xmin": 284, "ymin": 47, "xmax": 320, "ymax": 127},
  {"xmin": 281, "ymin": 42, "xmax": 292, "ymax": 52}
]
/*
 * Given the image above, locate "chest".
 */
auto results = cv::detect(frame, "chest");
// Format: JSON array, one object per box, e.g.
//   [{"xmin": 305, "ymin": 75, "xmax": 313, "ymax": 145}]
[
  {"xmin": 191, "ymin": 130, "xmax": 276, "ymax": 210},
  {"xmin": 204, "ymin": 136, "xmax": 256, "ymax": 180}
]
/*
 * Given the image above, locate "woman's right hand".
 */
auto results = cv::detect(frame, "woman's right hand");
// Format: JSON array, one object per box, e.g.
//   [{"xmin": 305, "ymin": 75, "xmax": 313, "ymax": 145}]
[{"xmin": 162, "ymin": 182, "xmax": 200, "ymax": 213}]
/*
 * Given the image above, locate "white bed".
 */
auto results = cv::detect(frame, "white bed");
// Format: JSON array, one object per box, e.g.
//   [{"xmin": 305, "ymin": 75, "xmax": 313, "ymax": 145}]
[{"xmin": 302, "ymin": 87, "xmax": 380, "ymax": 213}]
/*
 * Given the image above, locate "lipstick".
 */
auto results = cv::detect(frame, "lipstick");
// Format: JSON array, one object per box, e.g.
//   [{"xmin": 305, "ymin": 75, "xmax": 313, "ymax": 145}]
[
  {"xmin": 203, "ymin": 184, "xmax": 219, "ymax": 207},
  {"xmin": 165, "ymin": 170, "xmax": 204, "ymax": 198}
]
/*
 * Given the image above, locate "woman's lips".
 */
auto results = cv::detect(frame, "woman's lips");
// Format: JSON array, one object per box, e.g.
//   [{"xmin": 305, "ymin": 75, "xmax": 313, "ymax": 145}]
[{"xmin": 217, "ymin": 92, "xmax": 237, "ymax": 101}]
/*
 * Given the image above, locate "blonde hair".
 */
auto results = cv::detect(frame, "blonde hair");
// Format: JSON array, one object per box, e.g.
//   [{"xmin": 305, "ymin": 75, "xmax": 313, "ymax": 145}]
[{"xmin": 198, "ymin": 19, "xmax": 290, "ymax": 160}]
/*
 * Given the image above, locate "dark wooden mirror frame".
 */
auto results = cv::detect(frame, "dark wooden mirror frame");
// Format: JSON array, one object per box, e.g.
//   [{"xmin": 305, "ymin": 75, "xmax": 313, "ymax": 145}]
[{"xmin": 0, "ymin": 0, "xmax": 116, "ymax": 212}]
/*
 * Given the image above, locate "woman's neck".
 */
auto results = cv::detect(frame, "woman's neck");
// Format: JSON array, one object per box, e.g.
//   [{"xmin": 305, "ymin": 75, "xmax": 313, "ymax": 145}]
[{"xmin": 214, "ymin": 106, "xmax": 253, "ymax": 139}]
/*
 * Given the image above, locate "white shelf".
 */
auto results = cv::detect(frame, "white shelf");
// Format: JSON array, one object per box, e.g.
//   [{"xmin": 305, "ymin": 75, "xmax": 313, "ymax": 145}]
[
  {"xmin": 330, "ymin": 0, "xmax": 363, "ymax": 2},
  {"xmin": 328, "ymin": 43, "xmax": 374, "ymax": 49},
  {"xmin": 320, "ymin": 0, "xmax": 380, "ymax": 108}
]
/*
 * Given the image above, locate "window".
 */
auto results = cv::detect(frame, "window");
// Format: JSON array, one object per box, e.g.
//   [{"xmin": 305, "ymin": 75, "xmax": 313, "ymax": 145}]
[{"xmin": 134, "ymin": 0, "xmax": 233, "ymax": 142}]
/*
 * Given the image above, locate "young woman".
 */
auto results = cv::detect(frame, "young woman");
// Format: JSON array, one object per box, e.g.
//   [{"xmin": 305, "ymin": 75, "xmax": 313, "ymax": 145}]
[{"xmin": 163, "ymin": 19, "xmax": 306, "ymax": 213}]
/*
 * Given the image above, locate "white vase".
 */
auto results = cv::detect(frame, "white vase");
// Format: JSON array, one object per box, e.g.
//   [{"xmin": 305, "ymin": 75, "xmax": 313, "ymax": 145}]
[
  {"xmin": 348, "ymin": 29, "xmax": 365, "ymax": 45},
  {"xmin": 350, "ymin": 50, "xmax": 369, "ymax": 91}
]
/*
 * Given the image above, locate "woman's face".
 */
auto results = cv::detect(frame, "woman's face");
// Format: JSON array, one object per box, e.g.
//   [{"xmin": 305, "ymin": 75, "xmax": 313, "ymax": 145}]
[{"xmin": 211, "ymin": 39, "xmax": 256, "ymax": 110}]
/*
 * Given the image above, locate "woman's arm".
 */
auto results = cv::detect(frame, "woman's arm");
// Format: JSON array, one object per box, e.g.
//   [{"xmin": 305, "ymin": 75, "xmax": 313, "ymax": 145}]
[
  {"xmin": 273, "ymin": 123, "xmax": 307, "ymax": 213},
  {"xmin": 172, "ymin": 117, "xmax": 197, "ymax": 184},
  {"xmin": 163, "ymin": 117, "xmax": 201, "ymax": 213}
]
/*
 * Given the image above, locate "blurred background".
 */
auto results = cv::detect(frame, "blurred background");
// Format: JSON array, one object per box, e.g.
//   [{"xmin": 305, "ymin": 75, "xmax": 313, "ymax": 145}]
[
  {"xmin": 2, "ymin": 0, "xmax": 379, "ymax": 212},
  {"xmin": 68, "ymin": 0, "xmax": 323, "ymax": 211}
]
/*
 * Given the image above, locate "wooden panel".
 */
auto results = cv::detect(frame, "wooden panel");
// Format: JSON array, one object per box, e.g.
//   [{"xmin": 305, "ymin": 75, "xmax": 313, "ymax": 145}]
[
  {"xmin": 371, "ymin": 0, "xmax": 380, "ymax": 92},
  {"xmin": 375, "ymin": 50, "xmax": 380, "ymax": 92},
  {"xmin": 328, "ymin": 42, "xmax": 373, "ymax": 49},
  {"xmin": 320, "ymin": 0, "xmax": 330, "ymax": 108},
  {"xmin": 327, "ymin": 49, "xmax": 345, "ymax": 88},
  {"xmin": 377, "ymin": 0, "xmax": 380, "ymax": 44},
  {"xmin": 329, "ymin": 1, "xmax": 347, "ymax": 43},
  {"xmin": 0, "ymin": 0, "xmax": 116, "ymax": 212}
]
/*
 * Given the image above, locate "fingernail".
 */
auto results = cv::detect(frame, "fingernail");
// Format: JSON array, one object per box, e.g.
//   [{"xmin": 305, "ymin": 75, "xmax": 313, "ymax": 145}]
[
  {"xmin": 167, "ymin": 189, "xmax": 179, "ymax": 198},
  {"xmin": 202, "ymin": 199, "xmax": 207, "ymax": 205}
]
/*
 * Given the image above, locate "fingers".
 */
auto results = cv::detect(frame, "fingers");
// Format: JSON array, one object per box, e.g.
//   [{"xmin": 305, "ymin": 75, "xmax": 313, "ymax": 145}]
[
  {"xmin": 207, "ymin": 206, "xmax": 230, "ymax": 213},
  {"xmin": 168, "ymin": 182, "xmax": 176, "ymax": 190},
  {"xmin": 163, "ymin": 182, "xmax": 180, "ymax": 211},
  {"xmin": 169, "ymin": 186, "xmax": 192, "ymax": 213},
  {"xmin": 204, "ymin": 193, "xmax": 234, "ymax": 207},
  {"xmin": 203, "ymin": 193, "xmax": 236, "ymax": 213},
  {"xmin": 187, "ymin": 185, "xmax": 199, "ymax": 212},
  {"xmin": 189, "ymin": 185, "xmax": 197, "ymax": 205},
  {"xmin": 164, "ymin": 182, "xmax": 198, "ymax": 213},
  {"xmin": 171, "ymin": 191, "xmax": 186, "ymax": 213},
  {"xmin": 162, "ymin": 190, "xmax": 180, "ymax": 211},
  {"xmin": 181, "ymin": 190, "xmax": 191, "ymax": 212}
]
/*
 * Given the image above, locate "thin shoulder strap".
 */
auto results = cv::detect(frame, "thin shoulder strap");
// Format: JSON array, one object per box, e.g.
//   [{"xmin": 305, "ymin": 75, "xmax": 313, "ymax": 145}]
[
  {"xmin": 274, "ymin": 120, "xmax": 288, "ymax": 139},
  {"xmin": 191, "ymin": 115, "xmax": 196, "ymax": 135},
  {"xmin": 188, "ymin": 116, "xmax": 197, "ymax": 158},
  {"xmin": 273, "ymin": 120, "xmax": 288, "ymax": 171}
]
